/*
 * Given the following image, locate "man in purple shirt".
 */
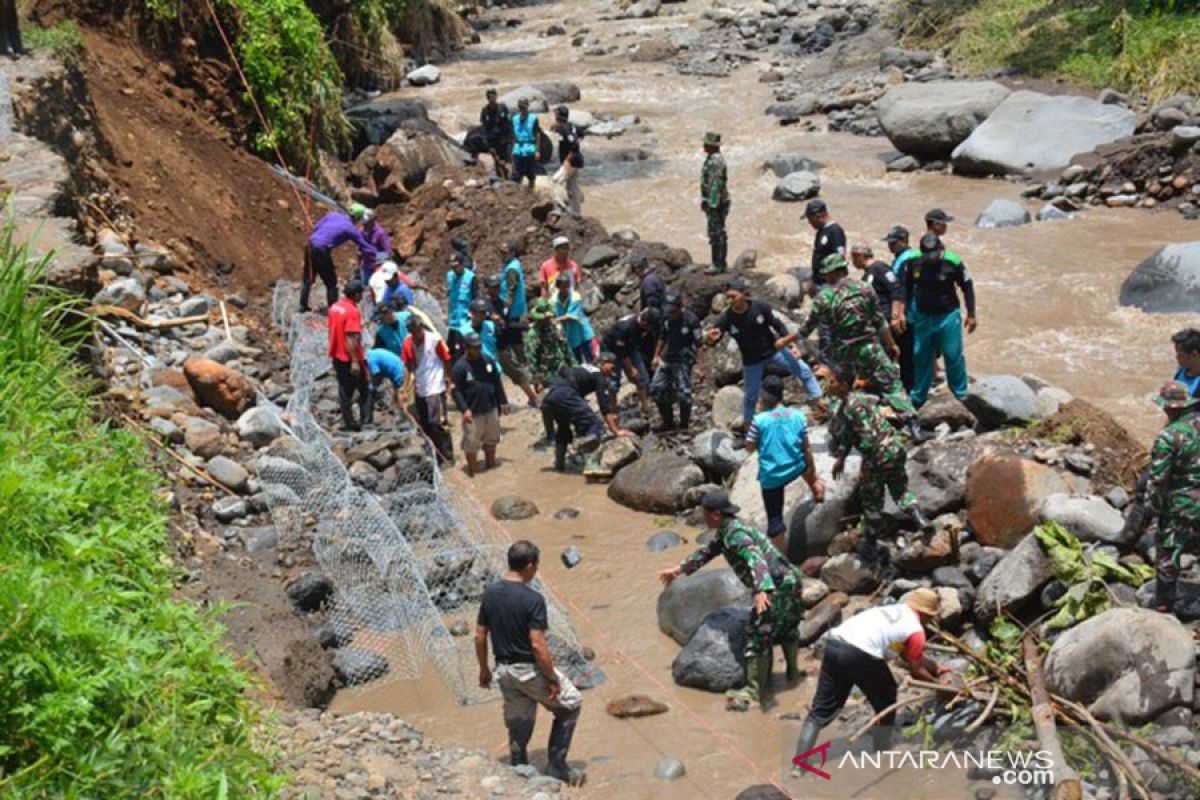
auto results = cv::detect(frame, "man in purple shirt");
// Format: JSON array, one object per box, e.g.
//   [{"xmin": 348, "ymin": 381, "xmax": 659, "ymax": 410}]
[
  {"xmin": 359, "ymin": 209, "xmax": 392, "ymax": 285},
  {"xmin": 301, "ymin": 204, "xmax": 381, "ymax": 313}
]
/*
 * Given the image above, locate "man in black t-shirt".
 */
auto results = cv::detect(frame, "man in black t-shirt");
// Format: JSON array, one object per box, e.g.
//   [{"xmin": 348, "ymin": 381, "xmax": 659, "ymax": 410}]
[
  {"xmin": 451, "ymin": 334, "xmax": 509, "ymax": 477},
  {"xmin": 480, "ymin": 89, "xmax": 512, "ymax": 178},
  {"xmin": 651, "ymin": 292, "xmax": 705, "ymax": 431},
  {"xmin": 601, "ymin": 308, "xmax": 661, "ymax": 416},
  {"xmin": 805, "ymin": 199, "xmax": 847, "ymax": 289},
  {"xmin": 476, "ymin": 541, "xmax": 583, "ymax": 784},
  {"xmin": 542, "ymin": 357, "xmax": 632, "ymax": 472},
  {"xmin": 706, "ymin": 277, "xmax": 823, "ymax": 428},
  {"xmin": 553, "ymin": 106, "xmax": 584, "ymax": 216},
  {"xmin": 851, "ymin": 242, "xmax": 899, "ymax": 321}
]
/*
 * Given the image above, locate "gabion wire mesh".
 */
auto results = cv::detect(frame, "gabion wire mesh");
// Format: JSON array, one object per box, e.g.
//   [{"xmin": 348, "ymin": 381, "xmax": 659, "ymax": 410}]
[{"xmin": 252, "ymin": 283, "xmax": 595, "ymax": 704}]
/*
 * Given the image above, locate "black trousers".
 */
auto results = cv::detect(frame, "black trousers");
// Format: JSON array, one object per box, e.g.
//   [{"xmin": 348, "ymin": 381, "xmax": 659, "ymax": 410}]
[
  {"xmin": 0, "ymin": 0, "xmax": 21, "ymax": 56},
  {"xmin": 415, "ymin": 393, "xmax": 454, "ymax": 464},
  {"xmin": 897, "ymin": 326, "xmax": 915, "ymax": 391},
  {"xmin": 761, "ymin": 484, "xmax": 788, "ymax": 539},
  {"xmin": 807, "ymin": 638, "xmax": 898, "ymax": 728},
  {"xmin": 300, "ymin": 245, "xmax": 337, "ymax": 312},
  {"xmin": 543, "ymin": 386, "xmax": 603, "ymax": 447},
  {"xmin": 333, "ymin": 359, "xmax": 371, "ymax": 429}
]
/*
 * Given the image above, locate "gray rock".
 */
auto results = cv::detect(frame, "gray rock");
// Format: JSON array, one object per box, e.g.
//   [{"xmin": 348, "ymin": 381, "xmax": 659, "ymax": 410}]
[
  {"xmin": 145, "ymin": 385, "xmax": 194, "ymax": 414},
  {"xmin": 801, "ymin": 579, "xmax": 829, "ymax": 608},
  {"xmin": 894, "ymin": 435, "xmax": 984, "ymax": 518},
  {"xmin": 581, "ymin": 244, "xmax": 620, "ymax": 269},
  {"xmin": 1119, "ymin": 242, "xmax": 1200, "ymax": 314},
  {"xmin": 761, "ymin": 153, "xmax": 823, "ymax": 178},
  {"xmin": 179, "ymin": 415, "xmax": 224, "ymax": 459},
  {"xmin": 212, "ymin": 496, "xmax": 248, "ymax": 523},
  {"xmin": 1171, "ymin": 125, "xmax": 1200, "ymax": 149},
  {"xmin": 236, "ymin": 406, "xmax": 283, "ymax": 448},
  {"xmin": 974, "ymin": 533, "xmax": 1054, "ymax": 628},
  {"xmin": 798, "ymin": 593, "xmax": 845, "ymax": 645},
  {"xmin": 531, "ymin": 80, "xmax": 581, "ymax": 104},
  {"xmin": 240, "ymin": 526, "xmax": 280, "ymax": 553},
  {"xmin": 646, "ymin": 530, "xmax": 685, "ymax": 552},
  {"xmin": 875, "ymin": 81, "xmax": 1011, "ymax": 159},
  {"xmin": 964, "ymin": 375, "xmax": 1039, "ymax": 430},
  {"xmin": 975, "ymin": 198, "xmax": 1031, "ymax": 229},
  {"xmin": 561, "ymin": 545, "xmax": 582, "ymax": 569},
  {"xmin": 331, "ymin": 649, "xmax": 390, "ymax": 686},
  {"xmin": 608, "ymin": 451, "xmax": 705, "ymax": 513},
  {"xmin": 820, "ymin": 553, "xmax": 879, "ymax": 595},
  {"xmin": 348, "ymin": 461, "xmax": 379, "ymax": 491},
  {"xmin": 657, "ymin": 568, "xmax": 752, "ymax": 645},
  {"xmin": 499, "ymin": 86, "xmax": 548, "ymax": 113},
  {"xmin": 671, "ymin": 607, "xmax": 748, "ymax": 692},
  {"xmin": 916, "ymin": 393, "xmax": 977, "ymax": 431},
  {"xmin": 1152, "ymin": 105, "xmax": 1187, "ymax": 131},
  {"xmin": 655, "ymin": 758, "xmax": 686, "ymax": 781},
  {"xmin": 932, "ymin": 566, "xmax": 973, "ymax": 590},
  {"xmin": 406, "ymin": 64, "xmax": 441, "ymax": 86},
  {"xmin": 952, "ymin": 92, "xmax": 1137, "ymax": 175},
  {"xmin": 691, "ymin": 429, "xmax": 747, "ymax": 479},
  {"xmin": 1045, "ymin": 608, "xmax": 1194, "ymax": 724},
  {"xmin": 288, "ymin": 573, "xmax": 334, "ymax": 613},
  {"xmin": 886, "ymin": 154, "xmax": 921, "ymax": 173},
  {"xmin": 765, "ymin": 95, "xmax": 818, "ymax": 121},
  {"xmin": 1105, "ymin": 487, "xmax": 1130, "ymax": 510},
  {"xmin": 627, "ymin": 0, "xmax": 662, "ymax": 18},
  {"xmin": 203, "ymin": 342, "xmax": 241, "ymax": 364},
  {"xmin": 1038, "ymin": 494, "xmax": 1127, "ymax": 545},
  {"xmin": 179, "ymin": 295, "xmax": 213, "ymax": 317},
  {"xmin": 772, "ymin": 171, "xmax": 821, "ymax": 202},
  {"xmin": 148, "ymin": 416, "xmax": 183, "ymax": 443},
  {"xmin": 879, "ymin": 47, "xmax": 934, "ymax": 71},
  {"xmin": 631, "ymin": 39, "xmax": 678, "ymax": 62},
  {"xmin": 597, "ymin": 435, "xmax": 640, "ymax": 475},
  {"xmin": 93, "ymin": 277, "xmax": 146, "ymax": 312},
  {"xmin": 764, "ymin": 273, "xmax": 802, "ymax": 304},
  {"xmin": 1037, "ymin": 204, "xmax": 1073, "ymax": 222},
  {"xmin": 255, "ymin": 455, "xmax": 309, "ymax": 487},
  {"xmin": 206, "ymin": 455, "xmax": 250, "ymax": 493},
  {"xmin": 491, "ymin": 495, "xmax": 540, "ymax": 520}
]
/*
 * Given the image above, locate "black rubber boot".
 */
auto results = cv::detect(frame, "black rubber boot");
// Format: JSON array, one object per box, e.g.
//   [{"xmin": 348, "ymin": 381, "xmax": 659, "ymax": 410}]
[
  {"xmin": 907, "ymin": 506, "xmax": 933, "ymax": 533},
  {"xmin": 679, "ymin": 404, "xmax": 692, "ymax": 430},
  {"xmin": 907, "ymin": 416, "xmax": 932, "ymax": 443},
  {"xmin": 792, "ymin": 717, "xmax": 824, "ymax": 776},
  {"xmin": 782, "ymin": 640, "xmax": 801, "ymax": 682},
  {"xmin": 545, "ymin": 710, "xmax": 583, "ymax": 785},
  {"xmin": 509, "ymin": 742, "xmax": 529, "ymax": 766},
  {"xmin": 653, "ymin": 406, "xmax": 675, "ymax": 433},
  {"xmin": 554, "ymin": 442, "xmax": 568, "ymax": 472}
]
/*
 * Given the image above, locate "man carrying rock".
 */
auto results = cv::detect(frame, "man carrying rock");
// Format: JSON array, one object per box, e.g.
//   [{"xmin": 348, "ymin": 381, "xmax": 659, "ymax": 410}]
[
  {"xmin": 893, "ymin": 234, "xmax": 977, "ymax": 407},
  {"xmin": 480, "ymin": 89, "xmax": 512, "ymax": 179},
  {"xmin": 823, "ymin": 364, "xmax": 931, "ymax": 564},
  {"xmin": 542, "ymin": 357, "xmax": 631, "ymax": 473},
  {"xmin": 452, "ymin": 333, "xmax": 509, "ymax": 478},
  {"xmin": 476, "ymin": 540, "xmax": 584, "ymax": 784},
  {"xmin": 553, "ymin": 105, "xmax": 584, "ymax": 216},
  {"xmin": 883, "ymin": 225, "xmax": 919, "ymax": 390},
  {"xmin": 799, "ymin": 254, "xmax": 927, "ymax": 442},
  {"xmin": 301, "ymin": 204, "xmax": 381, "ymax": 313},
  {"xmin": 744, "ymin": 376, "xmax": 825, "ymax": 553},
  {"xmin": 650, "ymin": 292, "xmax": 704, "ymax": 432},
  {"xmin": 700, "ymin": 132, "xmax": 730, "ymax": 274},
  {"xmin": 705, "ymin": 276, "xmax": 822, "ymax": 430},
  {"xmin": 658, "ymin": 489, "xmax": 805, "ymax": 712},
  {"xmin": 328, "ymin": 280, "xmax": 372, "ymax": 432},
  {"xmin": 601, "ymin": 308, "xmax": 661, "ymax": 418},
  {"xmin": 792, "ymin": 589, "xmax": 951, "ymax": 771},
  {"xmin": 1173, "ymin": 328, "xmax": 1200, "ymax": 398},
  {"xmin": 511, "ymin": 97, "xmax": 543, "ymax": 189},
  {"xmin": 1146, "ymin": 380, "xmax": 1200, "ymax": 613},
  {"xmin": 526, "ymin": 299, "xmax": 576, "ymax": 443},
  {"xmin": 401, "ymin": 317, "xmax": 454, "ymax": 464}
]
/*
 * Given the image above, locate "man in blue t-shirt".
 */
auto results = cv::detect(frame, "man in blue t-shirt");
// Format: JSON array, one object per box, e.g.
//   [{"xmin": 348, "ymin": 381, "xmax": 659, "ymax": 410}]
[
  {"xmin": 367, "ymin": 347, "xmax": 406, "ymax": 411},
  {"xmin": 1173, "ymin": 329, "xmax": 1200, "ymax": 398},
  {"xmin": 372, "ymin": 301, "xmax": 410, "ymax": 357},
  {"xmin": 744, "ymin": 375, "xmax": 825, "ymax": 552}
]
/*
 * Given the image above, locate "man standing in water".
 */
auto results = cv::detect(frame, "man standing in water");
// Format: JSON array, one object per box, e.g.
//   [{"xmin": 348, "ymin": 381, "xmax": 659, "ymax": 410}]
[
  {"xmin": 477, "ymin": 540, "xmax": 584, "ymax": 785},
  {"xmin": 700, "ymin": 132, "xmax": 730, "ymax": 274}
]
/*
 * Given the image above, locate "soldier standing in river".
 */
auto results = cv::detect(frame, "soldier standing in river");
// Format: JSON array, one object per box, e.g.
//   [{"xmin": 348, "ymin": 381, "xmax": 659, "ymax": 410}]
[
  {"xmin": 700, "ymin": 132, "xmax": 730, "ymax": 274},
  {"xmin": 1146, "ymin": 381, "xmax": 1200, "ymax": 614}
]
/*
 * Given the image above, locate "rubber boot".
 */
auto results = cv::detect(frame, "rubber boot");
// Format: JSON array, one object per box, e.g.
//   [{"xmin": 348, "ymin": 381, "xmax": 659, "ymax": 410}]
[
  {"xmin": 1156, "ymin": 579, "xmax": 1177, "ymax": 614},
  {"xmin": 653, "ymin": 405, "xmax": 675, "ymax": 433},
  {"xmin": 714, "ymin": 238, "xmax": 728, "ymax": 274},
  {"xmin": 906, "ymin": 416, "xmax": 932, "ymax": 444},
  {"xmin": 871, "ymin": 724, "xmax": 895, "ymax": 753},
  {"xmin": 581, "ymin": 450, "xmax": 605, "ymax": 478},
  {"xmin": 554, "ymin": 442, "xmax": 568, "ymax": 472},
  {"xmin": 679, "ymin": 404, "xmax": 692, "ymax": 430},
  {"xmin": 907, "ymin": 505, "xmax": 933, "ymax": 533},
  {"xmin": 1122, "ymin": 501, "xmax": 1147, "ymax": 543},
  {"xmin": 545, "ymin": 711, "xmax": 584, "ymax": 785},
  {"xmin": 792, "ymin": 717, "xmax": 824, "ymax": 777},
  {"xmin": 509, "ymin": 742, "xmax": 529, "ymax": 766},
  {"xmin": 782, "ymin": 640, "xmax": 801, "ymax": 682},
  {"xmin": 726, "ymin": 653, "xmax": 771, "ymax": 710}
]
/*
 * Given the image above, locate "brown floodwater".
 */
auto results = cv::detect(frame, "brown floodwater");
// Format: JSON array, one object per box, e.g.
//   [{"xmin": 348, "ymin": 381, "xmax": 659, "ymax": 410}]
[{"xmin": 333, "ymin": 1, "xmax": 1197, "ymax": 796}]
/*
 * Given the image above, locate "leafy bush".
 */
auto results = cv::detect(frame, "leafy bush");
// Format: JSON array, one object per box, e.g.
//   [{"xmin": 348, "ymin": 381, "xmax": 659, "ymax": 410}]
[{"xmin": 0, "ymin": 228, "xmax": 281, "ymax": 797}]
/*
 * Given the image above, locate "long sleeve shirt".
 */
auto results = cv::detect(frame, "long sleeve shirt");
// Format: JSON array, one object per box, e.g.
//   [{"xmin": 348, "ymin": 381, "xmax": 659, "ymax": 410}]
[
  {"xmin": 898, "ymin": 250, "xmax": 976, "ymax": 317},
  {"xmin": 360, "ymin": 225, "xmax": 391, "ymax": 274},
  {"xmin": 501, "ymin": 258, "xmax": 529, "ymax": 319},
  {"xmin": 828, "ymin": 392, "xmax": 905, "ymax": 466},
  {"xmin": 679, "ymin": 517, "xmax": 784, "ymax": 594},
  {"xmin": 525, "ymin": 325, "xmax": 575, "ymax": 386},
  {"xmin": 309, "ymin": 212, "xmax": 377, "ymax": 256},
  {"xmin": 553, "ymin": 365, "xmax": 615, "ymax": 415},
  {"xmin": 700, "ymin": 152, "xmax": 729, "ymax": 209},
  {"xmin": 1147, "ymin": 410, "xmax": 1200, "ymax": 524},
  {"xmin": 797, "ymin": 278, "xmax": 887, "ymax": 354},
  {"xmin": 451, "ymin": 355, "xmax": 507, "ymax": 415}
]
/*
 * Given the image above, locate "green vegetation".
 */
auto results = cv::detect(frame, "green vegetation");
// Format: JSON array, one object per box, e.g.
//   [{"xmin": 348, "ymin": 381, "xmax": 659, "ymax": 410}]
[
  {"xmin": 0, "ymin": 228, "xmax": 280, "ymax": 797},
  {"xmin": 896, "ymin": 0, "xmax": 1200, "ymax": 100},
  {"xmin": 1034, "ymin": 520, "xmax": 1152, "ymax": 630},
  {"xmin": 23, "ymin": 20, "xmax": 85, "ymax": 56}
]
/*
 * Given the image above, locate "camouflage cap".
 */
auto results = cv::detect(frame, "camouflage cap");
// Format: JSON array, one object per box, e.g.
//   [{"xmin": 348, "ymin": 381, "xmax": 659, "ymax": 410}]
[
  {"xmin": 818, "ymin": 252, "xmax": 849, "ymax": 275},
  {"xmin": 1155, "ymin": 380, "xmax": 1200, "ymax": 410},
  {"xmin": 703, "ymin": 131, "xmax": 721, "ymax": 147},
  {"xmin": 530, "ymin": 298, "xmax": 553, "ymax": 321}
]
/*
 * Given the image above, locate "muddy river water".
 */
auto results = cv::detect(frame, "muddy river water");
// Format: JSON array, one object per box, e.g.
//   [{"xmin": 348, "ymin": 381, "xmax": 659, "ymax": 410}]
[{"xmin": 332, "ymin": 1, "xmax": 1198, "ymax": 796}]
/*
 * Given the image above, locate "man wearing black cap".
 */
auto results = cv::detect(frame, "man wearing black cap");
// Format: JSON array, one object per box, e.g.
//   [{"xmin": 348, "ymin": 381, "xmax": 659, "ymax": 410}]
[
  {"xmin": 553, "ymin": 105, "xmax": 584, "ymax": 216},
  {"xmin": 328, "ymin": 280, "xmax": 373, "ymax": 431},
  {"xmin": 659, "ymin": 489, "xmax": 806, "ymax": 711},
  {"xmin": 480, "ymin": 89, "xmax": 512, "ymax": 178},
  {"xmin": 884, "ymin": 226, "xmax": 919, "ymax": 390},
  {"xmin": 894, "ymin": 234, "xmax": 977, "ymax": 407},
  {"xmin": 602, "ymin": 308, "xmax": 662, "ymax": 417},
  {"xmin": 541, "ymin": 357, "xmax": 632, "ymax": 473},
  {"xmin": 706, "ymin": 276, "xmax": 823, "ymax": 428},
  {"xmin": 650, "ymin": 292, "xmax": 705, "ymax": 431},
  {"xmin": 924, "ymin": 208, "xmax": 953, "ymax": 238},
  {"xmin": 701, "ymin": 132, "xmax": 730, "ymax": 274},
  {"xmin": 805, "ymin": 199, "xmax": 847, "ymax": 289},
  {"xmin": 452, "ymin": 332, "xmax": 509, "ymax": 477}
]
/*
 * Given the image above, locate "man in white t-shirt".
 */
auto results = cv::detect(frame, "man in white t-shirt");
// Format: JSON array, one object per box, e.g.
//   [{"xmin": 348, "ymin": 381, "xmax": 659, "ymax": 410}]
[
  {"xmin": 792, "ymin": 589, "xmax": 952, "ymax": 773},
  {"xmin": 400, "ymin": 316, "xmax": 454, "ymax": 464}
]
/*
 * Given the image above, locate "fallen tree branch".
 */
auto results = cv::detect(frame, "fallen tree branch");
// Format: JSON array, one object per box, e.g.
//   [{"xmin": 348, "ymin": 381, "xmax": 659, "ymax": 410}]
[
  {"xmin": 121, "ymin": 414, "xmax": 237, "ymax": 497},
  {"xmin": 964, "ymin": 686, "xmax": 999, "ymax": 735},
  {"xmin": 90, "ymin": 304, "xmax": 210, "ymax": 330},
  {"xmin": 1023, "ymin": 635, "xmax": 1082, "ymax": 800}
]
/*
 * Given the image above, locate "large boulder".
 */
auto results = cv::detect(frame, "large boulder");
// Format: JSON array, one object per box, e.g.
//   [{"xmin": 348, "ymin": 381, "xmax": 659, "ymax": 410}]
[
  {"xmin": 691, "ymin": 429, "xmax": 747, "ymax": 479},
  {"xmin": 967, "ymin": 455, "xmax": 1070, "ymax": 549},
  {"xmin": 710, "ymin": 385, "xmax": 745, "ymax": 430},
  {"xmin": 890, "ymin": 435, "xmax": 986, "ymax": 519},
  {"xmin": 1118, "ymin": 242, "xmax": 1200, "ymax": 314},
  {"xmin": 345, "ymin": 97, "xmax": 430, "ymax": 151},
  {"xmin": 183, "ymin": 357, "xmax": 255, "ymax": 420},
  {"xmin": 761, "ymin": 154, "xmax": 823, "ymax": 178},
  {"xmin": 820, "ymin": 553, "xmax": 879, "ymax": 595},
  {"xmin": 499, "ymin": 86, "xmax": 548, "ymax": 113},
  {"xmin": 608, "ymin": 451, "xmax": 706, "ymax": 513},
  {"xmin": 671, "ymin": 607, "xmax": 748, "ymax": 692},
  {"xmin": 1037, "ymin": 494, "xmax": 1127, "ymax": 545},
  {"xmin": 951, "ymin": 91, "xmax": 1137, "ymax": 176},
  {"xmin": 405, "ymin": 64, "xmax": 441, "ymax": 86},
  {"xmin": 531, "ymin": 81, "xmax": 582, "ymax": 104},
  {"xmin": 917, "ymin": 393, "xmax": 977, "ymax": 432},
  {"xmin": 974, "ymin": 532, "xmax": 1054, "ymax": 628},
  {"xmin": 772, "ymin": 171, "xmax": 821, "ymax": 202},
  {"xmin": 372, "ymin": 128, "xmax": 469, "ymax": 195},
  {"xmin": 874, "ymin": 81, "xmax": 1010, "ymax": 159},
  {"xmin": 1045, "ymin": 608, "xmax": 1195, "ymax": 724},
  {"xmin": 975, "ymin": 198, "xmax": 1031, "ymax": 229},
  {"xmin": 657, "ymin": 568, "xmax": 752, "ymax": 645},
  {"xmin": 964, "ymin": 375, "xmax": 1039, "ymax": 430}
]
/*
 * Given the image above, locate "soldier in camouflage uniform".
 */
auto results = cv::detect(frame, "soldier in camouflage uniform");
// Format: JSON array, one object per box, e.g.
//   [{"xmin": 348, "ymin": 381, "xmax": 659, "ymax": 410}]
[
  {"xmin": 1146, "ymin": 380, "xmax": 1200, "ymax": 613},
  {"xmin": 823, "ymin": 364, "xmax": 931, "ymax": 563},
  {"xmin": 526, "ymin": 299, "xmax": 576, "ymax": 443},
  {"xmin": 799, "ymin": 253, "xmax": 929, "ymax": 442},
  {"xmin": 658, "ymin": 490, "xmax": 804, "ymax": 711},
  {"xmin": 700, "ymin": 132, "xmax": 730, "ymax": 274}
]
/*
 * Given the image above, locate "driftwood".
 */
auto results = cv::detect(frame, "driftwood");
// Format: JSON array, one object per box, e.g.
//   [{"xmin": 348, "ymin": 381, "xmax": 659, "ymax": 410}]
[
  {"xmin": 90, "ymin": 304, "xmax": 210, "ymax": 330},
  {"xmin": 1023, "ymin": 636, "xmax": 1082, "ymax": 800}
]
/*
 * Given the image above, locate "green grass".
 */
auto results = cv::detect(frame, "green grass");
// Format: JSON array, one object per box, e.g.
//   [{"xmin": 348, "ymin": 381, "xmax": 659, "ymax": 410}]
[
  {"xmin": 23, "ymin": 21, "xmax": 85, "ymax": 56},
  {"xmin": 897, "ymin": 0, "xmax": 1200, "ymax": 101},
  {"xmin": 0, "ymin": 227, "xmax": 281, "ymax": 797}
]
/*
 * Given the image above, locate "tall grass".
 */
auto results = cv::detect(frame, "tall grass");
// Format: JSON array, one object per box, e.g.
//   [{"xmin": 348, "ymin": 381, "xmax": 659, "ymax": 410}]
[{"xmin": 0, "ymin": 227, "xmax": 281, "ymax": 797}]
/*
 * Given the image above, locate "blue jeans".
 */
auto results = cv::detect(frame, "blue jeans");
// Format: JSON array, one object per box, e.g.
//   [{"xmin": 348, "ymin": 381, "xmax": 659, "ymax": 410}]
[
  {"xmin": 911, "ymin": 307, "xmax": 967, "ymax": 406},
  {"xmin": 742, "ymin": 349, "xmax": 822, "ymax": 423}
]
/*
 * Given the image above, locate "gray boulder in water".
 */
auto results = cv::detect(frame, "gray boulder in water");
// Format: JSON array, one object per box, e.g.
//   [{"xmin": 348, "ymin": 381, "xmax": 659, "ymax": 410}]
[
  {"xmin": 608, "ymin": 451, "xmax": 705, "ymax": 513},
  {"xmin": 657, "ymin": 568, "xmax": 752, "ymax": 645},
  {"xmin": 691, "ymin": 429, "xmax": 747, "ymax": 479},
  {"xmin": 964, "ymin": 375, "xmax": 1039, "ymax": 430},
  {"xmin": 772, "ymin": 171, "xmax": 821, "ymax": 202},
  {"xmin": 1119, "ymin": 241, "xmax": 1200, "ymax": 313},
  {"xmin": 975, "ymin": 198, "xmax": 1031, "ymax": 229},
  {"xmin": 671, "ymin": 607, "xmax": 748, "ymax": 692},
  {"xmin": 875, "ymin": 80, "xmax": 1010, "ymax": 159}
]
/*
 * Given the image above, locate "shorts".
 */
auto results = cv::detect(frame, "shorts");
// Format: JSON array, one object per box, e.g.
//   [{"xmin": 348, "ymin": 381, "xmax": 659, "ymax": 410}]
[
  {"xmin": 498, "ymin": 340, "xmax": 531, "ymax": 385},
  {"xmin": 512, "ymin": 155, "xmax": 538, "ymax": 183},
  {"xmin": 461, "ymin": 410, "xmax": 501, "ymax": 454}
]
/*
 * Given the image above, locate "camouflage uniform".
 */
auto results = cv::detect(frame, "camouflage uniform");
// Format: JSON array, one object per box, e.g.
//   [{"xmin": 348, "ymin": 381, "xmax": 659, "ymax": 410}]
[
  {"xmin": 701, "ymin": 141, "xmax": 730, "ymax": 273},
  {"xmin": 1147, "ymin": 391, "xmax": 1200, "ymax": 605},
  {"xmin": 799, "ymin": 275, "xmax": 916, "ymax": 418},
  {"xmin": 679, "ymin": 517, "xmax": 804, "ymax": 658},
  {"xmin": 525, "ymin": 323, "xmax": 575, "ymax": 389},
  {"xmin": 829, "ymin": 392, "xmax": 918, "ymax": 541}
]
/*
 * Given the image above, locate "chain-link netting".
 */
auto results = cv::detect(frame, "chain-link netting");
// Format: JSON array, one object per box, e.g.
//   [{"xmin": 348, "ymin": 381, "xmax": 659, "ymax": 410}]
[{"xmin": 251, "ymin": 282, "xmax": 595, "ymax": 704}]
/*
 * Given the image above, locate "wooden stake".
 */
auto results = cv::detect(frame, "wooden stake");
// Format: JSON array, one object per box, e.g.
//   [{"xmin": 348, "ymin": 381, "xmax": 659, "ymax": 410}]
[{"xmin": 1023, "ymin": 636, "xmax": 1082, "ymax": 800}]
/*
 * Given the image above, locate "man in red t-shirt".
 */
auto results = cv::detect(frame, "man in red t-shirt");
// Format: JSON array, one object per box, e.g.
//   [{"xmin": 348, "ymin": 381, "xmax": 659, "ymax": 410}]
[
  {"xmin": 538, "ymin": 235, "xmax": 582, "ymax": 297},
  {"xmin": 328, "ymin": 279, "xmax": 372, "ymax": 432}
]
